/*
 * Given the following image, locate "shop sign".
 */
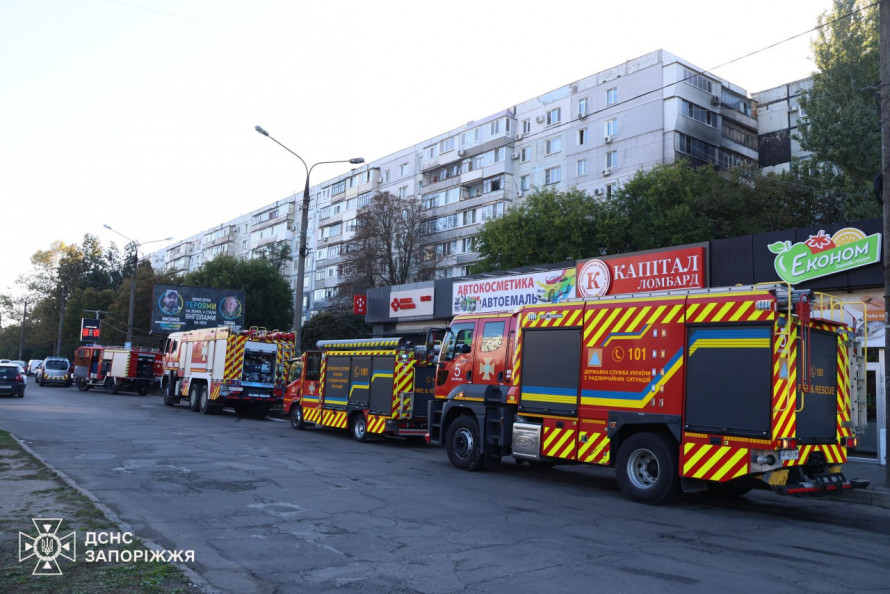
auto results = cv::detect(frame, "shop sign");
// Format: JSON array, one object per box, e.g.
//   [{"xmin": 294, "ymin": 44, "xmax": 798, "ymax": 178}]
[
  {"xmin": 576, "ymin": 247, "xmax": 704, "ymax": 297},
  {"xmin": 769, "ymin": 227, "xmax": 881, "ymax": 284},
  {"xmin": 390, "ymin": 288, "xmax": 435, "ymax": 318},
  {"xmin": 452, "ymin": 268, "xmax": 576, "ymax": 314}
]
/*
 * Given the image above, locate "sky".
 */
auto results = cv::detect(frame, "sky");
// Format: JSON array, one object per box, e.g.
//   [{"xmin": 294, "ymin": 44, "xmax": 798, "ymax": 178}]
[{"xmin": 0, "ymin": 0, "xmax": 839, "ymax": 302}]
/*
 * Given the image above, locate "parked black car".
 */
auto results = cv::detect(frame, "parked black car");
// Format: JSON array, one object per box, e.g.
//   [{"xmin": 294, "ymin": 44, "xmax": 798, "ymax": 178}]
[{"xmin": 0, "ymin": 363, "xmax": 26, "ymax": 397}]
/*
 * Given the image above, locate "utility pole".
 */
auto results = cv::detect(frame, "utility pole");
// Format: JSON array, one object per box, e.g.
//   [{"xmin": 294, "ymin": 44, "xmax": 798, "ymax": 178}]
[{"xmin": 881, "ymin": 0, "xmax": 890, "ymax": 485}]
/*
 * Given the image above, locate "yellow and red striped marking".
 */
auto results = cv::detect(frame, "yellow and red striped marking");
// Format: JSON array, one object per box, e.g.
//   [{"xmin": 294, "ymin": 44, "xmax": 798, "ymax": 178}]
[
  {"xmin": 367, "ymin": 415, "xmax": 387, "ymax": 434},
  {"xmin": 772, "ymin": 322, "xmax": 798, "ymax": 442},
  {"xmin": 577, "ymin": 431, "xmax": 610, "ymax": 465},
  {"xmin": 682, "ymin": 442, "xmax": 750, "ymax": 482},
  {"xmin": 541, "ymin": 425, "xmax": 577, "ymax": 460},
  {"xmin": 320, "ymin": 409, "xmax": 348, "ymax": 429}
]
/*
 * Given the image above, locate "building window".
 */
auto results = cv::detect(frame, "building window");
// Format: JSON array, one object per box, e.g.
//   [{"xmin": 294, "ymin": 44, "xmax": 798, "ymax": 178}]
[
  {"xmin": 546, "ymin": 108, "xmax": 561, "ymax": 126},
  {"xmin": 605, "ymin": 118, "xmax": 617, "ymax": 137},
  {"xmin": 400, "ymin": 163, "xmax": 409, "ymax": 176},
  {"xmin": 522, "ymin": 119, "xmax": 531, "ymax": 134},
  {"xmin": 722, "ymin": 120, "xmax": 757, "ymax": 150},
  {"xmin": 399, "ymin": 186, "xmax": 408, "ymax": 198},
  {"xmin": 606, "ymin": 88, "xmax": 617, "ymax": 106},
  {"xmin": 578, "ymin": 97, "xmax": 589, "ymax": 117},
  {"xmin": 520, "ymin": 175, "xmax": 530, "ymax": 191},
  {"xmin": 605, "ymin": 183, "xmax": 615, "ymax": 199},
  {"xmin": 463, "ymin": 209, "xmax": 477, "ymax": 225},
  {"xmin": 606, "ymin": 151, "xmax": 617, "ymax": 169},
  {"xmin": 545, "ymin": 137, "xmax": 562, "ymax": 155},
  {"xmin": 490, "ymin": 119, "xmax": 501, "ymax": 135},
  {"xmin": 578, "ymin": 129, "xmax": 588, "ymax": 145},
  {"xmin": 577, "ymin": 159, "xmax": 588, "ymax": 177},
  {"xmin": 681, "ymin": 99, "xmax": 717, "ymax": 127},
  {"xmin": 520, "ymin": 147, "xmax": 530, "ymax": 162},
  {"xmin": 544, "ymin": 166, "xmax": 561, "ymax": 185},
  {"xmin": 682, "ymin": 67, "xmax": 713, "ymax": 94}
]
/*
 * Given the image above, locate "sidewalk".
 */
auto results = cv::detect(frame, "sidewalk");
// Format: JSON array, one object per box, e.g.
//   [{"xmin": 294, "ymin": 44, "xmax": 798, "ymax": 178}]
[{"xmin": 836, "ymin": 458, "xmax": 890, "ymax": 509}]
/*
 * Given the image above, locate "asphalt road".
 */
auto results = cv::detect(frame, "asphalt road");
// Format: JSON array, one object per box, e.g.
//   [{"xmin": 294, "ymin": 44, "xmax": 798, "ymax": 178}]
[{"xmin": 2, "ymin": 382, "xmax": 890, "ymax": 594}]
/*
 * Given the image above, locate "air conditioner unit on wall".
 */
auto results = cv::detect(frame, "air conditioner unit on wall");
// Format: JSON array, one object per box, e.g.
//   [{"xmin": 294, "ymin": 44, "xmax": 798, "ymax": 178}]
[
  {"xmin": 578, "ymin": 112, "xmax": 588, "ymax": 120},
  {"xmin": 536, "ymin": 115, "xmax": 545, "ymax": 123},
  {"xmin": 602, "ymin": 168, "xmax": 611, "ymax": 176},
  {"xmin": 604, "ymin": 135, "xmax": 613, "ymax": 144},
  {"xmin": 512, "ymin": 152, "xmax": 520, "ymax": 159},
  {"xmin": 710, "ymin": 95, "xmax": 721, "ymax": 106},
  {"xmin": 593, "ymin": 188, "xmax": 603, "ymax": 196}
]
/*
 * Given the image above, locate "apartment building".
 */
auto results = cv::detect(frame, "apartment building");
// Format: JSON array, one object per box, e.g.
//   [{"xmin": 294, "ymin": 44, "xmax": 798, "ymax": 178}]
[
  {"xmin": 751, "ymin": 77, "xmax": 812, "ymax": 173},
  {"xmin": 153, "ymin": 49, "xmax": 760, "ymax": 322}
]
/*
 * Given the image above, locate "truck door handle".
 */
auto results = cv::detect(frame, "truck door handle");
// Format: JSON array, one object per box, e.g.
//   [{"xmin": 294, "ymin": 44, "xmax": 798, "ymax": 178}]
[
  {"xmin": 466, "ymin": 370, "xmax": 472, "ymax": 381},
  {"xmin": 497, "ymin": 371, "xmax": 504, "ymax": 382}
]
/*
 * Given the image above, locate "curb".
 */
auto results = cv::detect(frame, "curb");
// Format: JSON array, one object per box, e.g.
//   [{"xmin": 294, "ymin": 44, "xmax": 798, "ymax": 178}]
[
  {"xmin": 11, "ymin": 433, "xmax": 219, "ymax": 594},
  {"xmin": 830, "ymin": 487, "xmax": 890, "ymax": 509}
]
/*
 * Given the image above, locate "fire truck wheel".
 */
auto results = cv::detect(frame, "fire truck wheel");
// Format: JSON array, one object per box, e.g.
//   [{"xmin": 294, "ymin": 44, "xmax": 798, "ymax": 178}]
[
  {"xmin": 446, "ymin": 415, "xmax": 485, "ymax": 471},
  {"xmin": 188, "ymin": 384, "xmax": 201, "ymax": 411},
  {"xmin": 289, "ymin": 406, "xmax": 305, "ymax": 430},
  {"xmin": 615, "ymin": 432, "xmax": 679, "ymax": 505},
  {"xmin": 199, "ymin": 385, "xmax": 213, "ymax": 414},
  {"xmin": 350, "ymin": 414, "xmax": 368, "ymax": 442},
  {"xmin": 77, "ymin": 378, "xmax": 90, "ymax": 391}
]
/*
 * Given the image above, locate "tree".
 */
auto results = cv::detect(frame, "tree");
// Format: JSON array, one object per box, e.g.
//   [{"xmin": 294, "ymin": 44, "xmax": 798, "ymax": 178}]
[
  {"xmin": 183, "ymin": 255, "xmax": 293, "ymax": 331},
  {"xmin": 339, "ymin": 192, "xmax": 428, "ymax": 295},
  {"xmin": 299, "ymin": 304, "xmax": 371, "ymax": 353},
  {"xmin": 797, "ymin": 0, "xmax": 879, "ymax": 207},
  {"xmin": 471, "ymin": 188, "xmax": 603, "ymax": 273}
]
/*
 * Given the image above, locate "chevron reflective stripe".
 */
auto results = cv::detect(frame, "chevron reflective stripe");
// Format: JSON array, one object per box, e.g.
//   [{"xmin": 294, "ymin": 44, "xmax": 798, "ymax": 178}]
[
  {"xmin": 321, "ymin": 409, "xmax": 348, "ymax": 429},
  {"xmin": 682, "ymin": 443, "xmax": 749, "ymax": 481},
  {"xmin": 391, "ymin": 360, "xmax": 414, "ymax": 417},
  {"xmin": 541, "ymin": 426, "xmax": 576, "ymax": 460},
  {"xmin": 367, "ymin": 415, "xmax": 387, "ymax": 434},
  {"xmin": 304, "ymin": 406, "xmax": 321, "ymax": 424},
  {"xmin": 225, "ymin": 336, "xmax": 246, "ymax": 380},
  {"xmin": 277, "ymin": 340, "xmax": 294, "ymax": 384},
  {"xmin": 319, "ymin": 356, "xmax": 327, "ymax": 398},
  {"xmin": 836, "ymin": 337, "xmax": 853, "ymax": 439},
  {"xmin": 686, "ymin": 292, "xmax": 771, "ymax": 324},
  {"xmin": 584, "ymin": 302, "xmax": 684, "ymax": 348},
  {"xmin": 210, "ymin": 382, "xmax": 221, "ymax": 401},
  {"xmin": 320, "ymin": 338, "xmax": 402, "ymax": 350},
  {"xmin": 772, "ymin": 323, "xmax": 798, "ymax": 441},
  {"xmin": 327, "ymin": 350, "xmax": 398, "ymax": 356},
  {"xmin": 521, "ymin": 306, "xmax": 584, "ymax": 329},
  {"xmin": 577, "ymin": 431, "xmax": 610, "ymax": 465}
]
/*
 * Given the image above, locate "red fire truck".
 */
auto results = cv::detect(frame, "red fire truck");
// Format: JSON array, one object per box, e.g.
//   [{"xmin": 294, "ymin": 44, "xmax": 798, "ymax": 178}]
[
  {"xmin": 285, "ymin": 337, "xmax": 438, "ymax": 441},
  {"xmin": 73, "ymin": 345, "xmax": 163, "ymax": 395},
  {"xmin": 427, "ymin": 284, "xmax": 867, "ymax": 504},
  {"xmin": 162, "ymin": 326, "xmax": 294, "ymax": 416}
]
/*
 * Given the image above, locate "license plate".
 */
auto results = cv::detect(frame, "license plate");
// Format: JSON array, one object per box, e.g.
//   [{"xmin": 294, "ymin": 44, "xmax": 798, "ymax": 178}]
[
  {"xmin": 779, "ymin": 449, "xmax": 799, "ymax": 461},
  {"xmin": 0, "ymin": 385, "xmax": 10, "ymax": 390}
]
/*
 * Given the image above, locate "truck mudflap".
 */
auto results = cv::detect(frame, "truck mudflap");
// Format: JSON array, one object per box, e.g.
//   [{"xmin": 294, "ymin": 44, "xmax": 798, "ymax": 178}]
[{"xmin": 772, "ymin": 471, "xmax": 869, "ymax": 496}]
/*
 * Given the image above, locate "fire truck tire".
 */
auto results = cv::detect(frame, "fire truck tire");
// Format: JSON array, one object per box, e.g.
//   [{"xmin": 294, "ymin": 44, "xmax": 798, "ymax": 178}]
[
  {"xmin": 350, "ymin": 414, "xmax": 368, "ymax": 442},
  {"xmin": 446, "ymin": 415, "xmax": 485, "ymax": 471},
  {"xmin": 77, "ymin": 378, "xmax": 90, "ymax": 391},
  {"xmin": 199, "ymin": 385, "xmax": 213, "ymax": 414},
  {"xmin": 615, "ymin": 432, "xmax": 679, "ymax": 505},
  {"xmin": 188, "ymin": 384, "xmax": 201, "ymax": 411},
  {"xmin": 290, "ymin": 405, "xmax": 305, "ymax": 430},
  {"xmin": 164, "ymin": 389, "xmax": 177, "ymax": 406}
]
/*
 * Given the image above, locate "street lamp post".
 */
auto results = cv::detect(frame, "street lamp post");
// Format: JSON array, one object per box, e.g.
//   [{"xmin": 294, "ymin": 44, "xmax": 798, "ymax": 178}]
[
  {"xmin": 18, "ymin": 297, "xmax": 28, "ymax": 361},
  {"xmin": 255, "ymin": 125, "xmax": 363, "ymax": 355},
  {"xmin": 104, "ymin": 225, "xmax": 172, "ymax": 346}
]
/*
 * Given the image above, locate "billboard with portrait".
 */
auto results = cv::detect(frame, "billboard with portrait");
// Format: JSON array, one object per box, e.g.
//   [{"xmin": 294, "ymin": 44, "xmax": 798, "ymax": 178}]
[{"xmin": 151, "ymin": 285, "xmax": 246, "ymax": 334}]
